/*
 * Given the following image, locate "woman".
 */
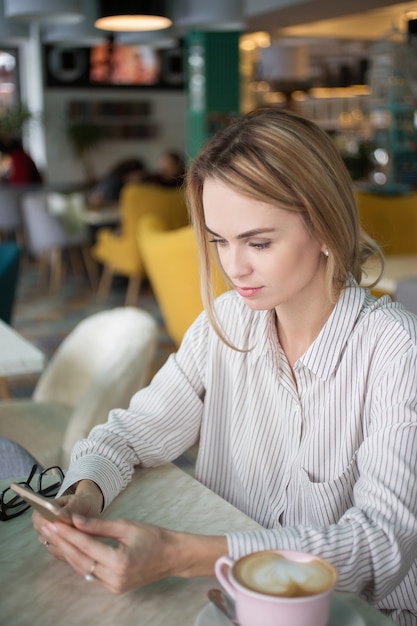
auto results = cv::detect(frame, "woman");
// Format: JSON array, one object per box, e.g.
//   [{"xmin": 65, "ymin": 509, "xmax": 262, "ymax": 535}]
[{"xmin": 33, "ymin": 109, "xmax": 417, "ymax": 625}]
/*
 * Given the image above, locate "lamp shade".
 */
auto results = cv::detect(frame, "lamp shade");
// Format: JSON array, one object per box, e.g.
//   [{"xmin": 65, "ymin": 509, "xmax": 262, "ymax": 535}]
[
  {"xmin": 0, "ymin": 0, "xmax": 29, "ymax": 41},
  {"xmin": 95, "ymin": 0, "xmax": 171, "ymax": 32},
  {"xmin": 4, "ymin": 0, "xmax": 83, "ymax": 23},
  {"xmin": 42, "ymin": 0, "xmax": 105, "ymax": 46}
]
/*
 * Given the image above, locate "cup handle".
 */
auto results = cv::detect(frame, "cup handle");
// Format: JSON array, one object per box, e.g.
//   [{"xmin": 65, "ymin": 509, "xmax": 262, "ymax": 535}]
[{"xmin": 214, "ymin": 555, "xmax": 237, "ymax": 601}]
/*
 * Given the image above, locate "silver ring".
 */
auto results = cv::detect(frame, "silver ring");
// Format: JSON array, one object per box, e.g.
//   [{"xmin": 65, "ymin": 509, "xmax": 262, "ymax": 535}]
[
  {"xmin": 84, "ymin": 561, "xmax": 97, "ymax": 582},
  {"xmin": 43, "ymin": 540, "xmax": 49, "ymax": 548}
]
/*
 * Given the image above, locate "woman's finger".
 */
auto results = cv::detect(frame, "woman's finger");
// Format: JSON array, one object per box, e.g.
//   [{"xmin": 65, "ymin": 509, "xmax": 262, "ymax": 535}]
[
  {"xmin": 40, "ymin": 518, "xmax": 121, "ymax": 589},
  {"xmin": 39, "ymin": 516, "xmax": 172, "ymax": 594}
]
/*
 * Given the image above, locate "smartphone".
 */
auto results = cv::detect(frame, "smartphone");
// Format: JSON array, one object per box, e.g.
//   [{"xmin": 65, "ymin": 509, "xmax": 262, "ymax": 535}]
[{"xmin": 10, "ymin": 483, "xmax": 73, "ymax": 525}]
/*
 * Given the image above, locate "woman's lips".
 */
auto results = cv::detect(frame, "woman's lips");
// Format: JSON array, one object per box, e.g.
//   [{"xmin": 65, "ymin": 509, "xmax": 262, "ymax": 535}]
[{"xmin": 236, "ymin": 286, "xmax": 263, "ymax": 298}]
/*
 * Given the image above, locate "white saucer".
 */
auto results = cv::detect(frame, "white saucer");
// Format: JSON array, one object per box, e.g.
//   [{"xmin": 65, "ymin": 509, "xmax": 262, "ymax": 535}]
[{"xmin": 195, "ymin": 594, "xmax": 367, "ymax": 626}]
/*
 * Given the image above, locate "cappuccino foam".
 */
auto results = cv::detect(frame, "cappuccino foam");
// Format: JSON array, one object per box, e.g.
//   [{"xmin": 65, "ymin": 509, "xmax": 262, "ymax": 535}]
[{"xmin": 234, "ymin": 552, "xmax": 336, "ymax": 597}]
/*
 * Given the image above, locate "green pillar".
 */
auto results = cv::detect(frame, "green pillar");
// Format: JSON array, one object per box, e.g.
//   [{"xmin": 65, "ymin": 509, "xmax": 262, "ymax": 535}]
[{"xmin": 185, "ymin": 31, "xmax": 241, "ymax": 160}]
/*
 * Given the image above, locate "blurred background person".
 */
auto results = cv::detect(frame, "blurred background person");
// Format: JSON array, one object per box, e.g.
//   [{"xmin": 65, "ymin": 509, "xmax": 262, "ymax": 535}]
[
  {"xmin": 144, "ymin": 150, "xmax": 185, "ymax": 189},
  {"xmin": 87, "ymin": 157, "xmax": 147, "ymax": 209},
  {"xmin": 0, "ymin": 137, "xmax": 43, "ymax": 186}
]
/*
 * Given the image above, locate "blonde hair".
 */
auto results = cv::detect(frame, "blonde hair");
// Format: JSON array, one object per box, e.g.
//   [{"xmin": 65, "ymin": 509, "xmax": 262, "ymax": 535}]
[{"xmin": 186, "ymin": 107, "xmax": 383, "ymax": 345}]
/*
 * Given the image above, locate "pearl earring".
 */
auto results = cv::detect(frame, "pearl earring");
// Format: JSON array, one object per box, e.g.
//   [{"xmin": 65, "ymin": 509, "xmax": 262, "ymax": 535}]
[{"xmin": 323, "ymin": 248, "xmax": 329, "ymax": 257}]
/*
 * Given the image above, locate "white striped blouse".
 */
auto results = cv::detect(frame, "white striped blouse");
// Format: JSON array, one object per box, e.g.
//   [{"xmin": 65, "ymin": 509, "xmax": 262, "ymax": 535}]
[{"xmin": 61, "ymin": 281, "xmax": 417, "ymax": 625}]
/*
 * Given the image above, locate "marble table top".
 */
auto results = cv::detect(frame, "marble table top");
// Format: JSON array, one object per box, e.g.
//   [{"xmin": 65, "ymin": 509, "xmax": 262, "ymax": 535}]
[
  {"xmin": 0, "ymin": 319, "xmax": 45, "ymax": 377},
  {"xmin": 0, "ymin": 463, "xmax": 396, "ymax": 626},
  {"xmin": 81, "ymin": 205, "xmax": 120, "ymax": 225}
]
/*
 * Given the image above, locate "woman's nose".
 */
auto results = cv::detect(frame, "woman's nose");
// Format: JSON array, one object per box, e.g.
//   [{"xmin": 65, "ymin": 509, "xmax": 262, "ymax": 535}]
[{"xmin": 221, "ymin": 246, "xmax": 251, "ymax": 281}]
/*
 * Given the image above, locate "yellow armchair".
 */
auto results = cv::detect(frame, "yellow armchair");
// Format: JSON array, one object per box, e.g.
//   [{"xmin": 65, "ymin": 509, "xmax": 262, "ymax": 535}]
[
  {"xmin": 356, "ymin": 191, "xmax": 417, "ymax": 255},
  {"xmin": 93, "ymin": 183, "xmax": 188, "ymax": 305},
  {"xmin": 356, "ymin": 190, "xmax": 417, "ymax": 298},
  {"xmin": 138, "ymin": 215, "xmax": 230, "ymax": 346}
]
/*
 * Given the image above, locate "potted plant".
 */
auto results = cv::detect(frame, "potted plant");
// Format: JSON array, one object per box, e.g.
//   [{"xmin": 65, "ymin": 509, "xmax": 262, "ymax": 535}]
[
  {"xmin": 0, "ymin": 102, "xmax": 33, "ymax": 140},
  {"xmin": 65, "ymin": 119, "xmax": 102, "ymax": 185}
]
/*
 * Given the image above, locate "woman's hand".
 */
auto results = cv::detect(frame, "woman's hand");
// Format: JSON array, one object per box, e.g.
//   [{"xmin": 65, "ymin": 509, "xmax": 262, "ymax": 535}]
[
  {"xmin": 35, "ymin": 515, "xmax": 228, "ymax": 594},
  {"xmin": 33, "ymin": 479, "xmax": 103, "ymax": 556}
]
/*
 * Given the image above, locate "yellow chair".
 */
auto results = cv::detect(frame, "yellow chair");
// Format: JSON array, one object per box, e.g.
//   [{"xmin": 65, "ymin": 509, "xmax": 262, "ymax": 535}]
[
  {"xmin": 92, "ymin": 183, "xmax": 188, "ymax": 305},
  {"xmin": 356, "ymin": 190, "xmax": 417, "ymax": 298},
  {"xmin": 356, "ymin": 191, "xmax": 417, "ymax": 255},
  {"xmin": 138, "ymin": 215, "xmax": 230, "ymax": 346}
]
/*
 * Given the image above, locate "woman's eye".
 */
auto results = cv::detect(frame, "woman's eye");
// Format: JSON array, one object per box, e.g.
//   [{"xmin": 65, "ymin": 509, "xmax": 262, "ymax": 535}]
[
  {"xmin": 209, "ymin": 238, "xmax": 227, "ymax": 247},
  {"xmin": 250, "ymin": 242, "xmax": 270, "ymax": 250},
  {"xmin": 208, "ymin": 238, "xmax": 270, "ymax": 250}
]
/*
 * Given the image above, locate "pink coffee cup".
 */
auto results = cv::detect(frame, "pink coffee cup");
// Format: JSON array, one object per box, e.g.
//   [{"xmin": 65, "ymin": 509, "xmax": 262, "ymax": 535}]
[{"xmin": 215, "ymin": 549, "xmax": 338, "ymax": 626}]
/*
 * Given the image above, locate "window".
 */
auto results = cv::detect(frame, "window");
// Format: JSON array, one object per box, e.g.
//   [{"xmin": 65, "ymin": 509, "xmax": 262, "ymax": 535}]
[{"xmin": 0, "ymin": 48, "xmax": 19, "ymax": 112}]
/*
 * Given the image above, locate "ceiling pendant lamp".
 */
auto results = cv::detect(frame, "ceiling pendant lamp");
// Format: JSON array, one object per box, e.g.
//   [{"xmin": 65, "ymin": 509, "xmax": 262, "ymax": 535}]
[
  {"xmin": 43, "ymin": 0, "xmax": 106, "ymax": 46},
  {"xmin": 95, "ymin": 0, "xmax": 172, "ymax": 32},
  {"xmin": 0, "ymin": 0, "xmax": 29, "ymax": 41},
  {"xmin": 4, "ymin": 0, "xmax": 83, "ymax": 24}
]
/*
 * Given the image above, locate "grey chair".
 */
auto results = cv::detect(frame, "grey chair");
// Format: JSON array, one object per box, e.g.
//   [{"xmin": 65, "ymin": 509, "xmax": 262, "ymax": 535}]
[
  {"xmin": 20, "ymin": 191, "xmax": 98, "ymax": 290},
  {"xmin": 0, "ymin": 187, "xmax": 24, "ymax": 243},
  {"xmin": 0, "ymin": 436, "xmax": 42, "ymax": 480},
  {"xmin": 395, "ymin": 278, "xmax": 417, "ymax": 315}
]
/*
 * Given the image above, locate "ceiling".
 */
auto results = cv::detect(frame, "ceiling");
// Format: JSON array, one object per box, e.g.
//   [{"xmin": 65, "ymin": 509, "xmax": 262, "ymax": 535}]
[
  {"xmin": 241, "ymin": 0, "xmax": 417, "ymax": 71},
  {"xmin": 245, "ymin": 0, "xmax": 417, "ymax": 41},
  {"xmin": 1, "ymin": 0, "xmax": 415, "ymax": 63}
]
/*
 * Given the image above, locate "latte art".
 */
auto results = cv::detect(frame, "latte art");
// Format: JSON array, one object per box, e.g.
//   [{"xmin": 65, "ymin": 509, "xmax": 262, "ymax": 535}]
[{"xmin": 234, "ymin": 552, "xmax": 336, "ymax": 597}]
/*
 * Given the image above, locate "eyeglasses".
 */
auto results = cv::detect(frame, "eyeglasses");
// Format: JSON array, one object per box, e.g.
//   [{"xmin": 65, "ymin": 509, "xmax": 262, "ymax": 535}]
[{"xmin": 0, "ymin": 464, "xmax": 64, "ymax": 521}]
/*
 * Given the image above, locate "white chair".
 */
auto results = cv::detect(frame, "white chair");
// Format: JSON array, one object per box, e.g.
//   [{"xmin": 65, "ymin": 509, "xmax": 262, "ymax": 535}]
[
  {"xmin": 0, "ymin": 307, "xmax": 158, "ymax": 469},
  {"xmin": 21, "ymin": 190, "xmax": 98, "ymax": 290}
]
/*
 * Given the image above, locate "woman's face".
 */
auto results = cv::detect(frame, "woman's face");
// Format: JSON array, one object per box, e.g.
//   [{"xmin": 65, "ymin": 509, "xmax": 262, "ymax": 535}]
[{"xmin": 202, "ymin": 179, "xmax": 327, "ymax": 313}]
